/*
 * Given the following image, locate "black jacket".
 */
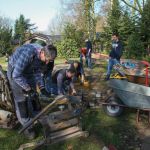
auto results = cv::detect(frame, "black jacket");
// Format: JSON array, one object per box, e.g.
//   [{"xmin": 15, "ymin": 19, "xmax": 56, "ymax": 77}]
[{"xmin": 109, "ymin": 40, "xmax": 123, "ymax": 61}]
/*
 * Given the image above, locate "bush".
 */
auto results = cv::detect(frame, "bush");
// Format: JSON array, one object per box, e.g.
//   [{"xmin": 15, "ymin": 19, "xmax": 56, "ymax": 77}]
[
  {"xmin": 144, "ymin": 55, "xmax": 150, "ymax": 62},
  {"xmin": 56, "ymin": 39, "xmax": 79, "ymax": 60}
]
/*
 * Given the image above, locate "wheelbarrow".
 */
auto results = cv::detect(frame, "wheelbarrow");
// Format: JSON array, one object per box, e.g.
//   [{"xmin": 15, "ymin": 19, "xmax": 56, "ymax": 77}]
[
  {"xmin": 110, "ymin": 60, "xmax": 150, "ymax": 86},
  {"xmin": 103, "ymin": 79, "xmax": 150, "ymax": 118}
]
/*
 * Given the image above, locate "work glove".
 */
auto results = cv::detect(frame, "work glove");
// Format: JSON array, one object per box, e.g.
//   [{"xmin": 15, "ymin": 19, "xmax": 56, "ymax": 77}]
[
  {"xmin": 81, "ymin": 75, "xmax": 85, "ymax": 83},
  {"xmin": 40, "ymin": 88, "xmax": 51, "ymax": 97},
  {"xmin": 72, "ymin": 89, "xmax": 77, "ymax": 95},
  {"xmin": 23, "ymin": 88, "xmax": 35, "ymax": 97}
]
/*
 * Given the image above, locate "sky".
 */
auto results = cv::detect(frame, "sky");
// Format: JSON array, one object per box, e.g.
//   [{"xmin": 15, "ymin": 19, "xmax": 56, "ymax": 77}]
[{"xmin": 0, "ymin": 0, "xmax": 61, "ymax": 32}]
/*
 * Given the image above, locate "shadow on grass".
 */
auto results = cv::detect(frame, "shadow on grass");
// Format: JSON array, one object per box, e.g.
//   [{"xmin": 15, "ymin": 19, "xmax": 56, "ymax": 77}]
[{"xmin": 82, "ymin": 108, "xmax": 141, "ymax": 150}]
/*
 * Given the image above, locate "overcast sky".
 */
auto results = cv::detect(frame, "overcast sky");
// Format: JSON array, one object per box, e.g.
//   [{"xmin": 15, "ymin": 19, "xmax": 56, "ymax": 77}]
[{"xmin": 0, "ymin": 0, "xmax": 61, "ymax": 32}]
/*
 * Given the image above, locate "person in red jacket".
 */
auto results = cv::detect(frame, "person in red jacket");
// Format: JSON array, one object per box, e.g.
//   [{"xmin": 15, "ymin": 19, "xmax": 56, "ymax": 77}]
[{"xmin": 80, "ymin": 47, "xmax": 87, "ymax": 65}]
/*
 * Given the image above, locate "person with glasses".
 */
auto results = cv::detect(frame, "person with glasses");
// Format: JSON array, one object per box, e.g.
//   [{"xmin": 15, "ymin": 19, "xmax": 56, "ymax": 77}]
[{"xmin": 7, "ymin": 43, "xmax": 57, "ymax": 139}]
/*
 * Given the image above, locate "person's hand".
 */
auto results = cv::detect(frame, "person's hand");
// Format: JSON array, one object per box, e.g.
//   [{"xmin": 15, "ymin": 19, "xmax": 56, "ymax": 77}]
[
  {"xmin": 72, "ymin": 89, "xmax": 76, "ymax": 95},
  {"xmin": 23, "ymin": 88, "xmax": 35, "ymax": 97},
  {"xmin": 81, "ymin": 75, "xmax": 85, "ymax": 83},
  {"xmin": 40, "ymin": 88, "xmax": 51, "ymax": 97}
]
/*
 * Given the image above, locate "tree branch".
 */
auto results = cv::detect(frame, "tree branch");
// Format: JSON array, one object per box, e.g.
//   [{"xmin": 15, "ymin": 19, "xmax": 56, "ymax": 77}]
[
  {"xmin": 136, "ymin": 0, "xmax": 143, "ymax": 14},
  {"xmin": 121, "ymin": 0, "xmax": 142, "ymax": 14}
]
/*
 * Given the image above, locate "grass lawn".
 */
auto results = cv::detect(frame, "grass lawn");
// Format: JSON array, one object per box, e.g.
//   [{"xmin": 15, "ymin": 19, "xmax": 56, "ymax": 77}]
[
  {"xmin": 0, "ymin": 56, "xmax": 145, "ymax": 150},
  {"xmin": 0, "ymin": 56, "xmax": 8, "ymax": 70}
]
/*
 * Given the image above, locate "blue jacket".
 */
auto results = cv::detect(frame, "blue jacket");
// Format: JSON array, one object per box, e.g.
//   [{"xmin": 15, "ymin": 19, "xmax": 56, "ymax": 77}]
[{"xmin": 109, "ymin": 40, "xmax": 123, "ymax": 61}]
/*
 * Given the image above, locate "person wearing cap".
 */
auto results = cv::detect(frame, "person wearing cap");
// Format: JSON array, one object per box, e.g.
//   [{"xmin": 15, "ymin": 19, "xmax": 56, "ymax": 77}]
[
  {"xmin": 7, "ymin": 43, "xmax": 57, "ymax": 139},
  {"xmin": 51, "ymin": 68, "xmax": 76, "ymax": 95},
  {"xmin": 69, "ymin": 60, "xmax": 85, "ymax": 83}
]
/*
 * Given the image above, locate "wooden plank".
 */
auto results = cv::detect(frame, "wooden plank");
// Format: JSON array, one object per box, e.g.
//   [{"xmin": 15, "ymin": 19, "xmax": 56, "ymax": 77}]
[
  {"xmin": 38, "ymin": 115, "xmax": 48, "ymax": 125},
  {"xmin": 48, "ymin": 118, "xmax": 79, "ymax": 131},
  {"xmin": 48, "ymin": 131, "xmax": 89, "ymax": 144},
  {"xmin": 18, "ymin": 140, "xmax": 45, "ymax": 150},
  {"xmin": 50, "ymin": 126, "xmax": 81, "ymax": 139},
  {"xmin": 48, "ymin": 110, "xmax": 77, "ymax": 124},
  {"xmin": 48, "ymin": 110, "xmax": 69, "ymax": 116}
]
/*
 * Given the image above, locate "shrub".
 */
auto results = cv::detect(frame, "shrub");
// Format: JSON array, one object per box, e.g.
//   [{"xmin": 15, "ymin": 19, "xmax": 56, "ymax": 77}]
[{"xmin": 56, "ymin": 39, "xmax": 79, "ymax": 60}]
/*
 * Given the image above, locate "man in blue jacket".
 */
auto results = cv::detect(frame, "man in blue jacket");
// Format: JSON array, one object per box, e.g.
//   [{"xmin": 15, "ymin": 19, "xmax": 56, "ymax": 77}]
[
  {"xmin": 7, "ymin": 43, "xmax": 57, "ymax": 139},
  {"xmin": 105, "ymin": 33, "xmax": 123, "ymax": 80}
]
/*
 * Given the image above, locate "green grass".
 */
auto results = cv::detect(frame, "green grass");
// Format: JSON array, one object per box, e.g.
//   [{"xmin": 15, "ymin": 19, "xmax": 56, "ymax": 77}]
[
  {"xmin": 0, "ymin": 57, "xmax": 142, "ymax": 150},
  {"xmin": 55, "ymin": 57, "xmax": 80, "ymax": 65},
  {"xmin": 0, "ymin": 56, "xmax": 8, "ymax": 70}
]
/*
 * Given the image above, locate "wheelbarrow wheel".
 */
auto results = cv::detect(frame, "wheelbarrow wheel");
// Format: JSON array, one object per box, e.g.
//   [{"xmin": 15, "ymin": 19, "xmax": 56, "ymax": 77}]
[{"xmin": 103, "ymin": 96, "xmax": 123, "ymax": 117}]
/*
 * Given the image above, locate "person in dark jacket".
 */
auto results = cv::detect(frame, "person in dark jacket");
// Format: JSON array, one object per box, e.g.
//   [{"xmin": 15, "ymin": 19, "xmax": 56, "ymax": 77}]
[
  {"xmin": 41, "ymin": 60, "xmax": 55, "ymax": 93},
  {"xmin": 85, "ymin": 39, "xmax": 92, "ymax": 69},
  {"xmin": 51, "ymin": 68, "xmax": 76, "ymax": 95},
  {"xmin": 105, "ymin": 33, "xmax": 123, "ymax": 80},
  {"xmin": 41, "ymin": 45, "xmax": 57, "ymax": 93},
  {"xmin": 69, "ymin": 60, "xmax": 85, "ymax": 83},
  {"xmin": 7, "ymin": 43, "xmax": 57, "ymax": 139}
]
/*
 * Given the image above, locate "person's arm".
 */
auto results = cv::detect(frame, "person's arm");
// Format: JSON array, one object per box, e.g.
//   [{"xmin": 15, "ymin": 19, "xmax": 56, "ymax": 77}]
[
  {"xmin": 79, "ymin": 65, "xmax": 85, "ymax": 82},
  {"xmin": 117, "ymin": 41, "xmax": 123, "ymax": 59},
  {"xmin": 34, "ymin": 65, "xmax": 45, "ymax": 90},
  {"xmin": 12, "ymin": 50, "xmax": 34, "ymax": 91},
  {"xmin": 70, "ymin": 80, "xmax": 76, "ymax": 94}
]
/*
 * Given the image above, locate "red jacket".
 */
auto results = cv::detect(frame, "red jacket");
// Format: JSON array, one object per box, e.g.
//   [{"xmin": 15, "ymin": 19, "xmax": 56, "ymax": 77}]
[{"xmin": 80, "ymin": 48, "xmax": 87, "ymax": 56}]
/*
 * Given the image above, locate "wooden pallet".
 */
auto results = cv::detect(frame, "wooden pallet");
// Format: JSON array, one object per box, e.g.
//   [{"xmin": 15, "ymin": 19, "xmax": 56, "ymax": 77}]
[
  {"xmin": 18, "ymin": 95, "xmax": 88, "ymax": 150},
  {"xmin": 39, "ymin": 109, "xmax": 88, "ymax": 143}
]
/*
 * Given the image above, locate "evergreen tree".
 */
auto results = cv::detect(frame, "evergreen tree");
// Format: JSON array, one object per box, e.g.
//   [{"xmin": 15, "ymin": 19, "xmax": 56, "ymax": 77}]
[
  {"xmin": 140, "ymin": 0, "xmax": 150, "ymax": 47},
  {"xmin": 0, "ymin": 16, "xmax": 12, "ymax": 55},
  {"xmin": 63, "ymin": 22, "xmax": 85, "ymax": 47},
  {"xmin": 103, "ymin": 0, "xmax": 138, "ymax": 54},
  {"xmin": 14, "ymin": 14, "xmax": 36, "ymax": 45},
  {"xmin": 126, "ymin": 33, "xmax": 145, "ymax": 59},
  {"xmin": 107, "ymin": 0, "xmax": 121, "ymax": 34}
]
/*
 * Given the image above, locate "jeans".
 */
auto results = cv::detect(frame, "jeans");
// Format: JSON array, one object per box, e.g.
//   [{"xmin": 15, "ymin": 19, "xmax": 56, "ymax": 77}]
[
  {"xmin": 86, "ymin": 56, "xmax": 92, "ymax": 68},
  {"xmin": 106, "ymin": 58, "xmax": 120, "ymax": 76},
  {"xmin": 80, "ymin": 54, "xmax": 83, "ymax": 65},
  {"xmin": 49, "ymin": 81, "xmax": 71, "ymax": 95}
]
